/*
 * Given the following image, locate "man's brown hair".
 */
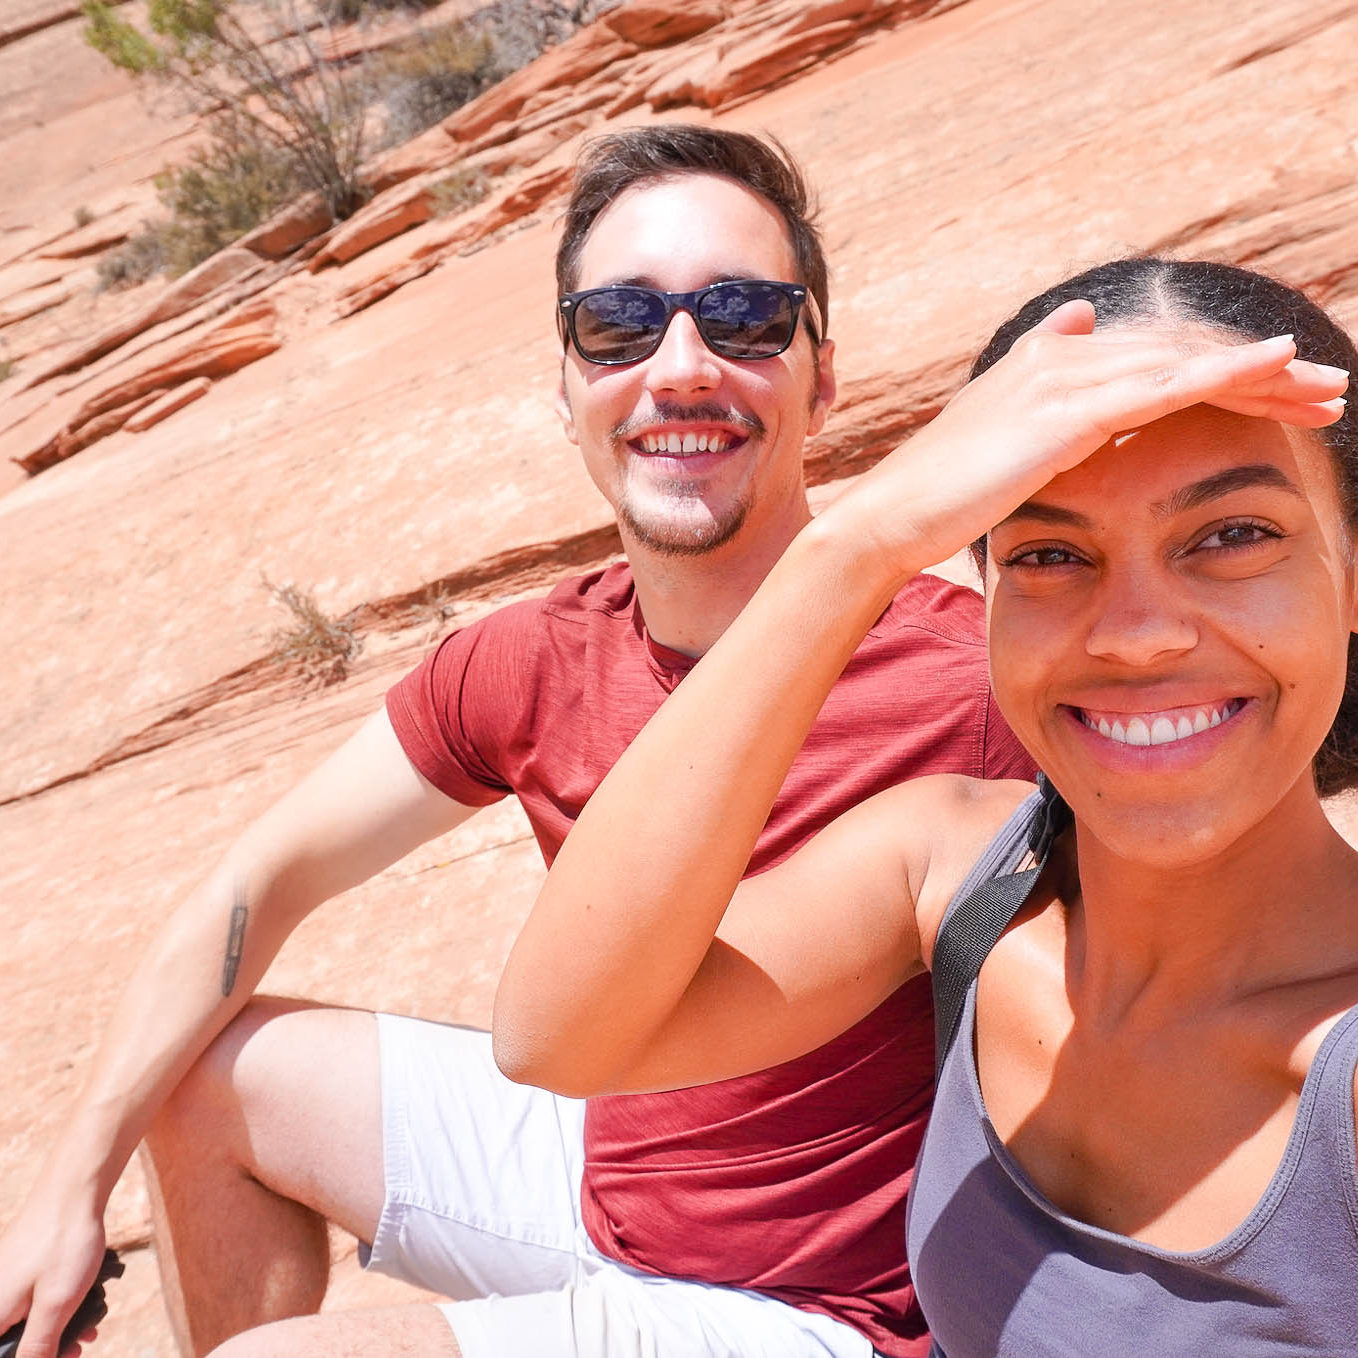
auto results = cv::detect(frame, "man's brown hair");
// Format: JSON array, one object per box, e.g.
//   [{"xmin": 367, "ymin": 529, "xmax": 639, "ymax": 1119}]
[{"xmin": 556, "ymin": 124, "xmax": 829, "ymax": 337}]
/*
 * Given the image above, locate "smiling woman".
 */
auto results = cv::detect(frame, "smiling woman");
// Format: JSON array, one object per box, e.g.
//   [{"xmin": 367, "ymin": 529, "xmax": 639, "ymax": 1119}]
[{"xmin": 494, "ymin": 258, "xmax": 1358, "ymax": 1354}]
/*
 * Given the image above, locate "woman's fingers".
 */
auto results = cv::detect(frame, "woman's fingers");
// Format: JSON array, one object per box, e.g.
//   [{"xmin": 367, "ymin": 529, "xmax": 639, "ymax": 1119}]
[
  {"xmin": 1032, "ymin": 298, "xmax": 1096, "ymax": 335},
  {"xmin": 1210, "ymin": 355, "xmax": 1348, "ymax": 407},
  {"xmin": 1209, "ymin": 394, "xmax": 1347, "ymax": 426}
]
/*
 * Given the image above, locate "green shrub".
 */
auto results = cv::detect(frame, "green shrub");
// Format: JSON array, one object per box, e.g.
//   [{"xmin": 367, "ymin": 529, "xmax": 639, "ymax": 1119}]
[
  {"xmin": 375, "ymin": 22, "xmax": 497, "ymax": 146},
  {"xmin": 0, "ymin": 358, "xmax": 16, "ymax": 382},
  {"xmin": 74, "ymin": 205, "xmax": 95, "ymax": 229}
]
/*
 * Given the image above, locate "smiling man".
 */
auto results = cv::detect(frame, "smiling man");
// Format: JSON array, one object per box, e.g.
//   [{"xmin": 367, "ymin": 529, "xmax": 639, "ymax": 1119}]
[{"xmin": 0, "ymin": 127, "xmax": 1030, "ymax": 1358}]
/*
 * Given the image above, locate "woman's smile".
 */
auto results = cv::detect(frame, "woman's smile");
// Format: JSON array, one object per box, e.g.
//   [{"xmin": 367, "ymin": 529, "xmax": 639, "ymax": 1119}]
[{"xmin": 1074, "ymin": 698, "xmax": 1246, "ymax": 746}]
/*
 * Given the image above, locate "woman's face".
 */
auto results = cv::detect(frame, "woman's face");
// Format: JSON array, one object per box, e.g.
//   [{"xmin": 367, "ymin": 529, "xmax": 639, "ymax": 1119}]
[{"xmin": 986, "ymin": 369, "xmax": 1358, "ymax": 866}]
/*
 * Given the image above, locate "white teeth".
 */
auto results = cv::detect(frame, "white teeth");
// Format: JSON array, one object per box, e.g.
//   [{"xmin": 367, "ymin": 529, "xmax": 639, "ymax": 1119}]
[
  {"xmin": 638, "ymin": 431, "xmax": 731, "ymax": 456},
  {"xmin": 1149, "ymin": 717, "xmax": 1177, "ymax": 745},
  {"xmin": 1082, "ymin": 700, "xmax": 1241, "ymax": 747}
]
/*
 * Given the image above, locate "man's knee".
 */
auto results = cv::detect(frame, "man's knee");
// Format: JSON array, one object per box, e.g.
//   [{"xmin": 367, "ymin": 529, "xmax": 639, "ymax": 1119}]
[{"xmin": 145, "ymin": 996, "xmax": 322, "ymax": 1165}]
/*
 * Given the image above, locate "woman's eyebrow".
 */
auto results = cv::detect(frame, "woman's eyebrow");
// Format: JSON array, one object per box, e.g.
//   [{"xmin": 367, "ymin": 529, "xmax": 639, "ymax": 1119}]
[
  {"xmin": 993, "ymin": 464, "xmax": 1304, "ymax": 534},
  {"xmin": 1152, "ymin": 463, "xmax": 1304, "ymax": 518},
  {"xmin": 993, "ymin": 502, "xmax": 1093, "ymax": 532}
]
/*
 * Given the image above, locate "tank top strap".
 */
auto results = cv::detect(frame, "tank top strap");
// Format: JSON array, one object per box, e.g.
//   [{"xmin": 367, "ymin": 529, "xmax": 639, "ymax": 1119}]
[{"xmin": 1289, "ymin": 1002, "xmax": 1358, "ymax": 1195}]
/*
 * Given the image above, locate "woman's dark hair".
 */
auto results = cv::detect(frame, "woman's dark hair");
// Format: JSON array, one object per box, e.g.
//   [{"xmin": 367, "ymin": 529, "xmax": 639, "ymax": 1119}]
[
  {"xmin": 970, "ymin": 256, "xmax": 1358, "ymax": 795},
  {"xmin": 556, "ymin": 124, "xmax": 829, "ymax": 336}
]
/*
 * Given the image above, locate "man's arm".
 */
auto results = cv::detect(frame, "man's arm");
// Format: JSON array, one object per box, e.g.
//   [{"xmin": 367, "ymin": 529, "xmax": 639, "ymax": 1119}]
[{"xmin": 0, "ymin": 710, "xmax": 475, "ymax": 1358}]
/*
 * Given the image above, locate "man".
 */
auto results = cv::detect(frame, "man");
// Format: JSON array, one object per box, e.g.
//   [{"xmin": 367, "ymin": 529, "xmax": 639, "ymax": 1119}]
[{"xmin": 0, "ymin": 126, "xmax": 1031, "ymax": 1358}]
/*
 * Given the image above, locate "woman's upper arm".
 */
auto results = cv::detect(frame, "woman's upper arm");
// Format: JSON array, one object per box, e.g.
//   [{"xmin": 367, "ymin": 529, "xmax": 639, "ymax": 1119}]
[{"xmin": 607, "ymin": 775, "xmax": 1011, "ymax": 1093}]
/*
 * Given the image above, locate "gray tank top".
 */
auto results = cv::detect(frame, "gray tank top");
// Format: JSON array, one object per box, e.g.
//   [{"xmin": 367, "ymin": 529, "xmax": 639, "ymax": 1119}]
[{"xmin": 907, "ymin": 798, "xmax": 1358, "ymax": 1356}]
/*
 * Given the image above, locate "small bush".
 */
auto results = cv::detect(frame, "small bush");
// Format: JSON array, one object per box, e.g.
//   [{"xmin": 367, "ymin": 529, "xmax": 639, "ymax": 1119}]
[
  {"xmin": 97, "ymin": 226, "xmax": 170, "ymax": 289},
  {"xmin": 264, "ymin": 578, "xmax": 361, "ymax": 686},
  {"xmin": 97, "ymin": 134, "xmax": 296, "ymax": 287},
  {"xmin": 74, "ymin": 205, "xmax": 95, "ymax": 229},
  {"xmin": 0, "ymin": 358, "xmax": 16, "ymax": 382},
  {"xmin": 374, "ymin": 22, "xmax": 498, "ymax": 147},
  {"xmin": 153, "ymin": 134, "xmax": 296, "ymax": 269},
  {"xmin": 431, "ymin": 166, "xmax": 490, "ymax": 217}
]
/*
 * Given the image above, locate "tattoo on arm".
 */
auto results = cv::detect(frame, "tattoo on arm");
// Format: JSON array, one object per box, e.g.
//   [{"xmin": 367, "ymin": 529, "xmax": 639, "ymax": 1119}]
[{"xmin": 221, "ymin": 888, "xmax": 247, "ymax": 997}]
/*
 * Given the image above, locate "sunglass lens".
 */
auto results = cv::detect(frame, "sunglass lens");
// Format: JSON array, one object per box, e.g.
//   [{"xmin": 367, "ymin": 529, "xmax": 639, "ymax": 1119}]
[
  {"xmin": 573, "ymin": 288, "xmax": 668, "ymax": 362},
  {"xmin": 697, "ymin": 284, "xmax": 796, "ymax": 358}
]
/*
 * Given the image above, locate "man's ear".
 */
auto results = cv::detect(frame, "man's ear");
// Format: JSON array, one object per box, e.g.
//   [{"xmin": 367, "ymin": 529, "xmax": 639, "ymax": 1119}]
[
  {"xmin": 807, "ymin": 337, "xmax": 837, "ymax": 438},
  {"xmin": 556, "ymin": 365, "xmax": 578, "ymax": 446}
]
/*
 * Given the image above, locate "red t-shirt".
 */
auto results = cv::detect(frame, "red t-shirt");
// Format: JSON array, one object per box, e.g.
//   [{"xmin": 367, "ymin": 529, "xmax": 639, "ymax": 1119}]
[{"xmin": 387, "ymin": 562, "xmax": 1034, "ymax": 1356}]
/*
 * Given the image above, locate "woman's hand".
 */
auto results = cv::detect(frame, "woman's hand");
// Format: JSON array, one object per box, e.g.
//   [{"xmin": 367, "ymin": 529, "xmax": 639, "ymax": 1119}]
[{"xmin": 824, "ymin": 300, "xmax": 1349, "ymax": 579}]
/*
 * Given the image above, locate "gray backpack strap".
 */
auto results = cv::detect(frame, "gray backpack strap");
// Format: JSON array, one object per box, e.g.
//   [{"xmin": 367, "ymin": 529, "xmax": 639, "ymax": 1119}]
[{"xmin": 931, "ymin": 774, "xmax": 1069, "ymax": 1071}]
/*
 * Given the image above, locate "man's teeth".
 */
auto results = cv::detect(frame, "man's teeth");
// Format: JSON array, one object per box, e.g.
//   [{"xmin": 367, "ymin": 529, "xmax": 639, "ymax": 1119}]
[
  {"xmin": 1081, "ymin": 701, "xmax": 1242, "ymax": 747},
  {"xmin": 638, "ymin": 432, "xmax": 733, "ymax": 454}
]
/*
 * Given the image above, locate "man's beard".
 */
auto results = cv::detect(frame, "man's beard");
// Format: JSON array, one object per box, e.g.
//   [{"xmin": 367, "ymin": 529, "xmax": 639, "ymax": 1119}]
[
  {"xmin": 610, "ymin": 399, "xmax": 763, "ymax": 557},
  {"xmin": 617, "ymin": 481, "xmax": 752, "ymax": 557}
]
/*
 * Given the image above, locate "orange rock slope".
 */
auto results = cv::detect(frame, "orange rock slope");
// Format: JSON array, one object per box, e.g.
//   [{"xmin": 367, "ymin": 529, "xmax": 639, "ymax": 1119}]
[{"xmin": 5, "ymin": 0, "xmax": 1358, "ymax": 1352}]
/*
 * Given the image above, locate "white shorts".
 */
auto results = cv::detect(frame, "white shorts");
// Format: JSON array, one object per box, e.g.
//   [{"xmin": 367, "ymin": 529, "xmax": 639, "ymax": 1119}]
[{"xmin": 365, "ymin": 1013, "xmax": 874, "ymax": 1358}]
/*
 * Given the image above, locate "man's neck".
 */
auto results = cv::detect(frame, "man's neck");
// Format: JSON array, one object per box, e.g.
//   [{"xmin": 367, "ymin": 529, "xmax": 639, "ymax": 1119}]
[{"xmin": 626, "ymin": 497, "xmax": 814, "ymax": 658}]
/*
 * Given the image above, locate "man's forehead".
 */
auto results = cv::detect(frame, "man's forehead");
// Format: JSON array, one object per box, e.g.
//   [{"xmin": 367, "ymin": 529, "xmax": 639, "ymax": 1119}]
[{"xmin": 573, "ymin": 173, "xmax": 798, "ymax": 290}]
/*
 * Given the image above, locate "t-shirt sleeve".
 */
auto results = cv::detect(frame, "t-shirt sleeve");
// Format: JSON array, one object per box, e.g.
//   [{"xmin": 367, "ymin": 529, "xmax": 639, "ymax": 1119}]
[
  {"xmin": 385, "ymin": 602, "xmax": 541, "ymax": 807},
  {"xmin": 980, "ymin": 686, "xmax": 1038, "ymax": 782}
]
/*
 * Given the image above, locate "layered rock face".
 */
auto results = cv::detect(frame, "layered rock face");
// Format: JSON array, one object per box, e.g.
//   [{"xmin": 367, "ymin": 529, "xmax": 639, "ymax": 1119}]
[{"xmin": 4, "ymin": 0, "xmax": 1358, "ymax": 1353}]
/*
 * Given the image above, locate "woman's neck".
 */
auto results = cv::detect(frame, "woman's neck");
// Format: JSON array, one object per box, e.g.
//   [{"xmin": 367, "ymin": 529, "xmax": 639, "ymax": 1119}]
[{"xmin": 1065, "ymin": 778, "xmax": 1358, "ymax": 1025}]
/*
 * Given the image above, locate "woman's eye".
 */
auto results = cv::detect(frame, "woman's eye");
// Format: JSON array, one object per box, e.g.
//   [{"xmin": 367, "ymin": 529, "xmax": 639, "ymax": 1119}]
[
  {"xmin": 1000, "ymin": 545, "xmax": 1083, "ymax": 569},
  {"xmin": 1195, "ymin": 519, "xmax": 1283, "ymax": 552}
]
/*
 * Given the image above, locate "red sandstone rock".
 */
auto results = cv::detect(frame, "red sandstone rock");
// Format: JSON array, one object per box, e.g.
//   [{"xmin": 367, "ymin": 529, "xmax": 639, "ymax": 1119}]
[
  {"xmin": 311, "ymin": 178, "xmax": 439, "ymax": 270},
  {"xmin": 0, "ymin": 279, "xmax": 70, "ymax": 328},
  {"xmin": 34, "ymin": 204, "xmax": 142, "ymax": 260},
  {"xmin": 20, "ymin": 248, "xmax": 260, "ymax": 390},
  {"xmin": 13, "ymin": 300, "xmax": 280, "ymax": 471},
  {"xmin": 122, "ymin": 375, "xmax": 212, "ymax": 433},
  {"xmin": 236, "ymin": 194, "xmax": 335, "ymax": 259},
  {"xmin": 444, "ymin": 27, "xmax": 634, "ymax": 145},
  {"xmin": 601, "ymin": 0, "xmax": 729, "ymax": 47}
]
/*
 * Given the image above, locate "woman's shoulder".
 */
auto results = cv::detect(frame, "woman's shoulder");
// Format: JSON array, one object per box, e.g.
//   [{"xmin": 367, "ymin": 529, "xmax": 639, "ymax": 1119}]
[{"xmin": 853, "ymin": 773, "xmax": 1038, "ymax": 955}]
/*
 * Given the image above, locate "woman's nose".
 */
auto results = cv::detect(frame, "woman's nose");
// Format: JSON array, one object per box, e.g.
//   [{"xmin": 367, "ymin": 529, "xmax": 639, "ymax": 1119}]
[{"xmin": 1084, "ymin": 576, "xmax": 1199, "ymax": 666}]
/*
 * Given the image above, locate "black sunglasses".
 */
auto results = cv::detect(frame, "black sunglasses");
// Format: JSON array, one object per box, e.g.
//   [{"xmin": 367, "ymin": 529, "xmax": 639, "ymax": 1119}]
[{"xmin": 558, "ymin": 279, "xmax": 823, "ymax": 366}]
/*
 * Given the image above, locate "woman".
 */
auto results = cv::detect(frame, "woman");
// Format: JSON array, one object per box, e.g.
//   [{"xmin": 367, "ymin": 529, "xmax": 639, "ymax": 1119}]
[{"xmin": 492, "ymin": 258, "xmax": 1358, "ymax": 1353}]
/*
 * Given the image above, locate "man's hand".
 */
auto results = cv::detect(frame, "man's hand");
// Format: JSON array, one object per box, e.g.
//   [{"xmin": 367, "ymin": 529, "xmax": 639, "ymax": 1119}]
[{"xmin": 0, "ymin": 1190, "xmax": 106, "ymax": 1358}]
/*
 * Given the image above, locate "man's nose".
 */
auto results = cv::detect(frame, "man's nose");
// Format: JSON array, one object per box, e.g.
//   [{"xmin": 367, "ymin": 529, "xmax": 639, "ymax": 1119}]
[
  {"xmin": 1084, "ymin": 572, "xmax": 1199, "ymax": 666},
  {"xmin": 643, "ymin": 310, "xmax": 722, "ymax": 395}
]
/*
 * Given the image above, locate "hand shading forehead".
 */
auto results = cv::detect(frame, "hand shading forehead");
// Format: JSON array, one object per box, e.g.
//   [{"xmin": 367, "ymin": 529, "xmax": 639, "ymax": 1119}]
[{"xmin": 994, "ymin": 405, "xmax": 1335, "ymax": 536}]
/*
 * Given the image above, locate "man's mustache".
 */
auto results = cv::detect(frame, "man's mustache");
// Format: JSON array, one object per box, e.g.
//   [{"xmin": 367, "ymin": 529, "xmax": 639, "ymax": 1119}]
[{"xmin": 611, "ymin": 403, "xmax": 766, "ymax": 441}]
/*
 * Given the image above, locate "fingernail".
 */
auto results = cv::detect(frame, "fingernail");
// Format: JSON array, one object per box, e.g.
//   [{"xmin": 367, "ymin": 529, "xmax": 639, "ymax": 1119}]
[
  {"xmin": 1263, "ymin": 333, "xmax": 1295, "ymax": 347},
  {"xmin": 1315, "ymin": 363, "xmax": 1350, "ymax": 380}
]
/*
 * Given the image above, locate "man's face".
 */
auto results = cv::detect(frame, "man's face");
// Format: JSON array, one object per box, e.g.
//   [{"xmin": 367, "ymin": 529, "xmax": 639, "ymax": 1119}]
[{"xmin": 558, "ymin": 173, "xmax": 836, "ymax": 557}]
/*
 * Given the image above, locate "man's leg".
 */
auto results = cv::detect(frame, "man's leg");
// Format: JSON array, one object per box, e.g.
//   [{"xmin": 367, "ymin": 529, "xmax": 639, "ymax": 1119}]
[
  {"xmin": 141, "ymin": 997, "xmax": 386, "ymax": 1357},
  {"xmin": 204, "ymin": 1304, "xmax": 459, "ymax": 1358}
]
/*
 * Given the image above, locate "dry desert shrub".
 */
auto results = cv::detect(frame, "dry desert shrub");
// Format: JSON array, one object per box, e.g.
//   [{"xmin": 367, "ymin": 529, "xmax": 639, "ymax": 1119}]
[{"xmin": 264, "ymin": 578, "xmax": 361, "ymax": 686}]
